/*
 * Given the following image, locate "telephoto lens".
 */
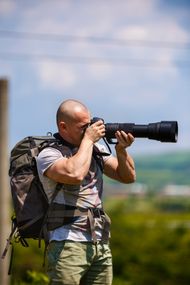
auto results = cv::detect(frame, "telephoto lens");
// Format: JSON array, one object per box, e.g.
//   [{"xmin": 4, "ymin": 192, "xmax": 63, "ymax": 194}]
[{"xmin": 105, "ymin": 121, "xmax": 178, "ymax": 143}]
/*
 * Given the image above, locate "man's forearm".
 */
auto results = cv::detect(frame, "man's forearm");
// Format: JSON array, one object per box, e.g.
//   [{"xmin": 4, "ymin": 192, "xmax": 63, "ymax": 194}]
[{"xmin": 115, "ymin": 144, "xmax": 136, "ymax": 183}]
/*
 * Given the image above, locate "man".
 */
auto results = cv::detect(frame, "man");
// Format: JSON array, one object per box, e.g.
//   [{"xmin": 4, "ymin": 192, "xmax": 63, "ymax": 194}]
[{"xmin": 36, "ymin": 99, "xmax": 136, "ymax": 285}]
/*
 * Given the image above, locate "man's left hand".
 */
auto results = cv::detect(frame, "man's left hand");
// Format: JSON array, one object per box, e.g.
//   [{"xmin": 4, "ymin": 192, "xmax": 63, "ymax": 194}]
[{"xmin": 115, "ymin": 131, "xmax": 135, "ymax": 148}]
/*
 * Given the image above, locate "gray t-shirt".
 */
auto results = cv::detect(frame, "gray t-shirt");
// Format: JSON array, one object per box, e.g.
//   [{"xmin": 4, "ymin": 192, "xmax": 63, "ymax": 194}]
[{"xmin": 36, "ymin": 142, "xmax": 111, "ymax": 242}]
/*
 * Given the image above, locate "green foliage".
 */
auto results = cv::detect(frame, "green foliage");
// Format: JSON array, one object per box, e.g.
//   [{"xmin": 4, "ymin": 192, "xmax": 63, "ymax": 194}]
[
  {"xmin": 154, "ymin": 196, "xmax": 190, "ymax": 212},
  {"xmin": 24, "ymin": 270, "xmax": 49, "ymax": 285},
  {"xmin": 9, "ymin": 196, "xmax": 190, "ymax": 285},
  {"xmin": 10, "ymin": 240, "xmax": 49, "ymax": 285},
  {"xmin": 107, "ymin": 197, "xmax": 190, "ymax": 285},
  {"xmin": 11, "ymin": 270, "xmax": 49, "ymax": 285}
]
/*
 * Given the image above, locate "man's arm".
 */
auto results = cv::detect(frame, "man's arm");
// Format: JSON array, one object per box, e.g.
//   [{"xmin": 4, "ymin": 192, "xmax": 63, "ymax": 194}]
[
  {"xmin": 104, "ymin": 131, "xmax": 136, "ymax": 183},
  {"xmin": 45, "ymin": 120, "xmax": 105, "ymax": 184}
]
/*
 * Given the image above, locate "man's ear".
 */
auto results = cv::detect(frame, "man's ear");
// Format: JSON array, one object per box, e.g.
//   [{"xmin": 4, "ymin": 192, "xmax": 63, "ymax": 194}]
[{"xmin": 59, "ymin": 121, "xmax": 66, "ymax": 132}]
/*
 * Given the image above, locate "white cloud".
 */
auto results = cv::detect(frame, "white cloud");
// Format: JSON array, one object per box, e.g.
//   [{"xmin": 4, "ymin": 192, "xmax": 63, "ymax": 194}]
[
  {"xmin": 0, "ymin": 0, "xmax": 16, "ymax": 15},
  {"xmin": 114, "ymin": 18, "xmax": 189, "ymax": 76},
  {"xmin": 123, "ymin": 0, "xmax": 156, "ymax": 17},
  {"xmin": 38, "ymin": 61, "xmax": 76, "ymax": 90},
  {"xmin": 8, "ymin": 0, "xmax": 188, "ymax": 81},
  {"xmin": 87, "ymin": 63, "xmax": 113, "ymax": 79},
  {"xmin": 116, "ymin": 26, "xmax": 148, "ymax": 40}
]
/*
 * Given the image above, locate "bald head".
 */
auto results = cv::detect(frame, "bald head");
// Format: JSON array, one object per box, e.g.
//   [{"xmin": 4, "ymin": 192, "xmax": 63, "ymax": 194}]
[{"xmin": 56, "ymin": 99, "xmax": 90, "ymax": 128}]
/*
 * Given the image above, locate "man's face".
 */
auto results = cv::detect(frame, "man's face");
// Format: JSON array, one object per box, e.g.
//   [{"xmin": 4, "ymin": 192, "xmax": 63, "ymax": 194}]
[{"xmin": 64, "ymin": 111, "xmax": 91, "ymax": 146}]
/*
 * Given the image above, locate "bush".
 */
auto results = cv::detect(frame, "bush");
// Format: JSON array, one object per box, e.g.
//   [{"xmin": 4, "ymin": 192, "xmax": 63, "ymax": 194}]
[{"xmin": 107, "ymin": 198, "xmax": 190, "ymax": 285}]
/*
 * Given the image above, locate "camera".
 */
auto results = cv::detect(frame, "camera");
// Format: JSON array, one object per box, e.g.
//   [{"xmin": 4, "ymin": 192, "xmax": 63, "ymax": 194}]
[{"xmin": 91, "ymin": 117, "xmax": 178, "ymax": 144}]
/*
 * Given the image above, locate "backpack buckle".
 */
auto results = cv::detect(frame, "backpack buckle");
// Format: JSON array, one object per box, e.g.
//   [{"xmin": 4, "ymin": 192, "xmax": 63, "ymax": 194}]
[{"xmin": 91, "ymin": 207, "xmax": 104, "ymax": 218}]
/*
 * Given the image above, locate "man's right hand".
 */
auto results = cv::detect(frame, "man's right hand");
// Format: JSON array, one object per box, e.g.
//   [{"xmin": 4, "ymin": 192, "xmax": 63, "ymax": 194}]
[{"xmin": 84, "ymin": 120, "xmax": 105, "ymax": 143}]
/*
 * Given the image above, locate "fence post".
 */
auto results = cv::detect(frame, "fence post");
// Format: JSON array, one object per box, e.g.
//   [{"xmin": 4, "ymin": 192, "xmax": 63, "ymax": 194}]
[{"xmin": 0, "ymin": 78, "xmax": 10, "ymax": 285}]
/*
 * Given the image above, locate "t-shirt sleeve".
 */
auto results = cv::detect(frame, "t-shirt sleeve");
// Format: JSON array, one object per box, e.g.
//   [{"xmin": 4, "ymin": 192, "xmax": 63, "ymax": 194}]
[{"xmin": 36, "ymin": 147, "xmax": 64, "ymax": 176}]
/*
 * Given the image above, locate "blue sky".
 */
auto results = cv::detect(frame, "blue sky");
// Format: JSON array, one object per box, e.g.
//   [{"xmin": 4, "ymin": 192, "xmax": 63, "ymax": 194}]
[{"xmin": 0, "ymin": 0, "xmax": 189, "ymax": 155}]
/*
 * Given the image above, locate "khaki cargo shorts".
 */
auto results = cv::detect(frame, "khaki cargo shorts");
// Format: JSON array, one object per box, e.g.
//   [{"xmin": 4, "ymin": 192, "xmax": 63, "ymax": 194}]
[{"xmin": 47, "ymin": 240, "xmax": 113, "ymax": 285}]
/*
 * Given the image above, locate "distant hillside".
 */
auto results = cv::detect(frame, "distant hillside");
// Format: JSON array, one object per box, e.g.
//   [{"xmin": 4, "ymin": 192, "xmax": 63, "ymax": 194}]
[
  {"xmin": 104, "ymin": 151, "xmax": 190, "ymax": 189},
  {"xmin": 134, "ymin": 151, "xmax": 190, "ymax": 188}
]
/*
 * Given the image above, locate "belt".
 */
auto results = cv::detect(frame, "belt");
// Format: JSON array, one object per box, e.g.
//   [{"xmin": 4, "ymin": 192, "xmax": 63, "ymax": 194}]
[{"xmin": 47, "ymin": 203, "xmax": 110, "ymax": 244}]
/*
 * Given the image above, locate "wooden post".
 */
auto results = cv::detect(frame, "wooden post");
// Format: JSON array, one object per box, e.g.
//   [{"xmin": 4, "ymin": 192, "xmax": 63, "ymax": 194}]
[{"xmin": 0, "ymin": 79, "xmax": 10, "ymax": 284}]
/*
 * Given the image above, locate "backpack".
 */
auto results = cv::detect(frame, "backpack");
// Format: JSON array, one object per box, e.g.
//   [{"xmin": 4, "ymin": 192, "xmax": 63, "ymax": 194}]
[{"xmin": 1, "ymin": 134, "xmax": 60, "ymax": 263}]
